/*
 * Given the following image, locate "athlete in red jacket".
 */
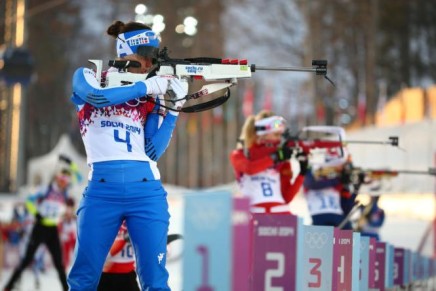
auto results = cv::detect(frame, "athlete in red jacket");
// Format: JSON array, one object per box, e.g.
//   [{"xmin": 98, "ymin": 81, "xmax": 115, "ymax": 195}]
[
  {"xmin": 230, "ymin": 110, "xmax": 307, "ymax": 214},
  {"xmin": 98, "ymin": 221, "xmax": 139, "ymax": 291}
]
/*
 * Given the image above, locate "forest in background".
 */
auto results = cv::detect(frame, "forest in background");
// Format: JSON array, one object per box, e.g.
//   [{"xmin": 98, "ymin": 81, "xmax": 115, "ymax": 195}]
[{"xmin": 3, "ymin": 0, "xmax": 436, "ymax": 187}]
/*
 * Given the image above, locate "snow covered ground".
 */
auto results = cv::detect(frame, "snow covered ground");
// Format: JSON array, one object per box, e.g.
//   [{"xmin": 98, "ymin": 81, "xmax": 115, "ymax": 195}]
[
  {"xmin": 0, "ymin": 183, "xmax": 434, "ymax": 290},
  {"xmin": 0, "ymin": 268, "xmax": 63, "ymax": 291}
]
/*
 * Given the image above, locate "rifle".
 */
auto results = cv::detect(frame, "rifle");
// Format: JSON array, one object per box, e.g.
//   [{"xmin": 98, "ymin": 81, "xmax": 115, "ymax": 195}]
[
  {"xmin": 283, "ymin": 137, "xmax": 399, "ymax": 155},
  {"xmin": 89, "ymin": 46, "xmax": 333, "ymax": 113},
  {"xmin": 280, "ymin": 126, "xmax": 398, "ymax": 156},
  {"xmin": 314, "ymin": 165, "xmax": 436, "ymax": 183},
  {"xmin": 359, "ymin": 168, "xmax": 436, "ymax": 178},
  {"xmin": 289, "ymin": 125, "xmax": 398, "ymax": 154}
]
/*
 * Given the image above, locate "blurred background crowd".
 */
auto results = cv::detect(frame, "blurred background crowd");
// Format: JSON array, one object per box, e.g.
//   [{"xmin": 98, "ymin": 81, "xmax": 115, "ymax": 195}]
[
  {"xmin": 0, "ymin": 1, "xmax": 436, "ymax": 288},
  {"xmin": 1, "ymin": 0, "xmax": 436, "ymax": 192}
]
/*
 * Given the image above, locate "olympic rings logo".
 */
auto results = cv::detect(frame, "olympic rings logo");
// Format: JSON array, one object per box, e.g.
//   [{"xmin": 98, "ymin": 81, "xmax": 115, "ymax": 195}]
[{"xmin": 304, "ymin": 231, "xmax": 329, "ymax": 249}]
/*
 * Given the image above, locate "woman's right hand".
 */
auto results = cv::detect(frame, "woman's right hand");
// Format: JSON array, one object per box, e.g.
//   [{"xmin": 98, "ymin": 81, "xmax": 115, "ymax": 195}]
[
  {"xmin": 144, "ymin": 76, "xmax": 170, "ymax": 96},
  {"xmin": 168, "ymin": 78, "xmax": 188, "ymax": 113},
  {"xmin": 296, "ymin": 152, "xmax": 309, "ymax": 175}
]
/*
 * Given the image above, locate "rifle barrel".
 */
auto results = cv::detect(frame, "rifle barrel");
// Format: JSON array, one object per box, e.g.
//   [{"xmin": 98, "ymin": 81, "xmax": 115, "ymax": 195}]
[
  {"xmin": 365, "ymin": 169, "xmax": 436, "ymax": 175},
  {"xmin": 345, "ymin": 140, "xmax": 394, "ymax": 145},
  {"xmin": 253, "ymin": 65, "xmax": 319, "ymax": 73},
  {"xmin": 396, "ymin": 170, "xmax": 435, "ymax": 175}
]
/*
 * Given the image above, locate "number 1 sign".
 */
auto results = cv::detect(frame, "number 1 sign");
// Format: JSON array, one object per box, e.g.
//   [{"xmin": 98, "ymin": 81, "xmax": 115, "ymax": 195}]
[
  {"xmin": 332, "ymin": 229, "xmax": 353, "ymax": 290},
  {"xmin": 183, "ymin": 191, "xmax": 232, "ymax": 291}
]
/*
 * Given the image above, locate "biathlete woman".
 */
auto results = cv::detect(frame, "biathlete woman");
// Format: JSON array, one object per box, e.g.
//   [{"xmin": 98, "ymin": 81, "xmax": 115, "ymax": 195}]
[
  {"xmin": 68, "ymin": 20, "xmax": 186, "ymax": 290},
  {"xmin": 230, "ymin": 110, "xmax": 308, "ymax": 214}
]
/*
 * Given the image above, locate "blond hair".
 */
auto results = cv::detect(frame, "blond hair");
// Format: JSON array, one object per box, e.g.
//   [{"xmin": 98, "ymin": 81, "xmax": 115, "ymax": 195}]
[{"xmin": 237, "ymin": 110, "xmax": 275, "ymax": 149}]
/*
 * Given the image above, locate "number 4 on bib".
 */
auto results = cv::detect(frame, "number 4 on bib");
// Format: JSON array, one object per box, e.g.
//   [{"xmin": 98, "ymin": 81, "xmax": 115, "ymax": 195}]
[{"xmin": 114, "ymin": 129, "xmax": 132, "ymax": 152}]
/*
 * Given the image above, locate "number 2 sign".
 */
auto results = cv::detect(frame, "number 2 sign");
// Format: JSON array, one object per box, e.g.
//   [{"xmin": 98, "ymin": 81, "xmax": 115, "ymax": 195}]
[{"xmin": 251, "ymin": 214, "xmax": 299, "ymax": 291}]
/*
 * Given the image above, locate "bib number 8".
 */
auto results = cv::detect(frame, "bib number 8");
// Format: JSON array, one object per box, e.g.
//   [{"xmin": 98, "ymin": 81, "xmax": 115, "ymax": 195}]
[{"xmin": 261, "ymin": 182, "xmax": 273, "ymax": 197}]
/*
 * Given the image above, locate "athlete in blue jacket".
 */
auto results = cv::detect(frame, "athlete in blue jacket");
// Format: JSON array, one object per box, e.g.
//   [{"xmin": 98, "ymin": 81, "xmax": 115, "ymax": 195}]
[
  {"xmin": 357, "ymin": 196, "xmax": 385, "ymax": 241},
  {"xmin": 67, "ymin": 20, "xmax": 186, "ymax": 291}
]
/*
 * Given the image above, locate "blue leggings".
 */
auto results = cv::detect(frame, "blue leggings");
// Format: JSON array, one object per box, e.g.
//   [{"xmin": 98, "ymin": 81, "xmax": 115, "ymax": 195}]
[
  {"xmin": 67, "ymin": 179, "xmax": 170, "ymax": 290},
  {"xmin": 311, "ymin": 213, "xmax": 344, "ymax": 227}
]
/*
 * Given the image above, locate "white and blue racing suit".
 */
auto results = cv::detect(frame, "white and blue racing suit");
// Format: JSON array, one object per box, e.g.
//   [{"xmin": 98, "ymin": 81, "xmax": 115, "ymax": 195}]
[{"xmin": 67, "ymin": 67, "xmax": 176, "ymax": 291}]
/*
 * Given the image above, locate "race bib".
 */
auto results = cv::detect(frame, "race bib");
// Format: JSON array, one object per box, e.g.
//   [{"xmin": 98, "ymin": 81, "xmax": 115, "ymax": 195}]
[
  {"xmin": 305, "ymin": 187, "xmax": 343, "ymax": 216},
  {"xmin": 239, "ymin": 170, "xmax": 285, "ymax": 205},
  {"xmin": 38, "ymin": 200, "xmax": 66, "ymax": 222}
]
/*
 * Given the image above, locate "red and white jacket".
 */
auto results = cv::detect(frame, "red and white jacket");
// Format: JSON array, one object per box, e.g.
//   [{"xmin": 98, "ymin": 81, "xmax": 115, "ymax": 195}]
[
  {"xmin": 230, "ymin": 142, "xmax": 304, "ymax": 214},
  {"xmin": 103, "ymin": 223, "xmax": 135, "ymax": 273}
]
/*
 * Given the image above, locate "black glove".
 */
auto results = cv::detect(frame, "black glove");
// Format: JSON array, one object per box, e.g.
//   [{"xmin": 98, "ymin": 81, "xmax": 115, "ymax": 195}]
[
  {"xmin": 35, "ymin": 212, "xmax": 43, "ymax": 223},
  {"xmin": 340, "ymin": 169, "xmax": 351, "ymax": 185},
  {"xmin": 358, "ymin": 172, "xmax": 366, "ymax": 184},
  {"xmin": 296, "ymin": 152, "xmax": 309, "ymax": 175},
  {"xmin": 271, "ymin": 146, "xmax": 293, "ymax": 163}
]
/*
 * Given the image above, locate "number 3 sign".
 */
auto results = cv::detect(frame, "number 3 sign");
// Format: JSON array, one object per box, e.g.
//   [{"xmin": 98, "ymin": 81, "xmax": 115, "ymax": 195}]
[{"xmin": 302, "ymin": 225, "xmax": 334, "ymax": 290}]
